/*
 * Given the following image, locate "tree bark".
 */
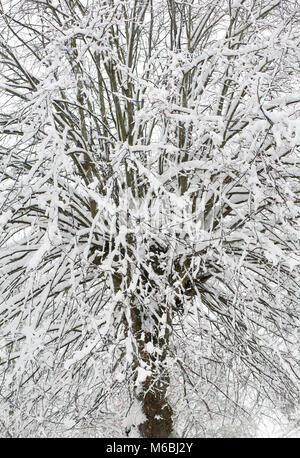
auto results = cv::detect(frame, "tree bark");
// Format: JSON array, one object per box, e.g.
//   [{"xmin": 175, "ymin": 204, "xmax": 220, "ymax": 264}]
[
  {"xmin": 130, "ymin": 299, "xmax": 173, "ymax": 438},
  {"xmin": 138, "ymin": 375, "xmax": 173, "ymax": 438}
]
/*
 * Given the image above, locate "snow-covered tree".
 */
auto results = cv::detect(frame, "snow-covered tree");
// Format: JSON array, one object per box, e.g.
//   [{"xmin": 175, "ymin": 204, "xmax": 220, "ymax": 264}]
[{"xmin": 0, "ymin": 0, "xmax": 299, "ymax": 437}]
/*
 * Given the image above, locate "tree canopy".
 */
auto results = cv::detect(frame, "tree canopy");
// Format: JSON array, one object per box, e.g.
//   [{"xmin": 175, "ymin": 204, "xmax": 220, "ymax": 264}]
[{"xmin": 0, "ymin": 0, "xmax": 299, "ymax": 437}]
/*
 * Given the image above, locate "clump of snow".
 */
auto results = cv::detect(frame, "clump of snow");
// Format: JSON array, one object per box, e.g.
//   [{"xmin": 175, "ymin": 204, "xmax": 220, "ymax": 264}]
[
  {"xmin": 123, "ymin": 400, "xmax": 146, "ymax": 437},
  {"xmin": 145, "ymin": 341, "xmax": 154, "ymax": 354},
  {"xmin": 136, "ymin": 367, "xmax": 152, "ymax": 385}
]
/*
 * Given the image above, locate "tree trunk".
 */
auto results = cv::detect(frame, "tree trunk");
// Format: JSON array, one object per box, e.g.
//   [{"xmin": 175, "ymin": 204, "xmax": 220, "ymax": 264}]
[
  {"xmin": 138, "ymin": 375, "xmax": 173, "ymax": 438},
  {"xmin": 130, "ymin": 299, "xmax": 173, "ymax": 438}
]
